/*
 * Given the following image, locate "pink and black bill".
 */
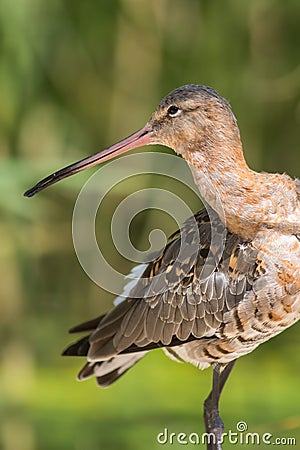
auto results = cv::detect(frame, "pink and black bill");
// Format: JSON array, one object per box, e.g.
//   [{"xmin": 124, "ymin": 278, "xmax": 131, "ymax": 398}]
[{"xmin": 24, "ymin": 125, "xmax": 152, "ymax": 197}]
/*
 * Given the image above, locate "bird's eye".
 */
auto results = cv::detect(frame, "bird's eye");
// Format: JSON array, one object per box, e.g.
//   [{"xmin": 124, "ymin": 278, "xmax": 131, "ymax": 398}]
[{"xmin": 167, "ymin": 105, "xmax": 181, "ymax": 117}]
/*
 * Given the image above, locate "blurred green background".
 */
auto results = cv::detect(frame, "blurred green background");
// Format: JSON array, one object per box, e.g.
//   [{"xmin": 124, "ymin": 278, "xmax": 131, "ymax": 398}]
[{"xmin": 1, "ymin": 0, "xmax": 300, "ymax": 449}]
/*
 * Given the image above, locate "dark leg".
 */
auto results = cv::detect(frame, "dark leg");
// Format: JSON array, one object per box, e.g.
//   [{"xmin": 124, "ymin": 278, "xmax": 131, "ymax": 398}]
[{"xmin": 203, "ymin": 360, "xmax": 236, "ymax": 450}]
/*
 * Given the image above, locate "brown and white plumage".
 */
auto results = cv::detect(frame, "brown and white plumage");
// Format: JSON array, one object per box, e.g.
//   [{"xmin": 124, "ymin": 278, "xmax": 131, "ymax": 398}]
[
  {"xmin": 63, "ymin": 204, "xmax": 300, "ymax": 386},
  {"xmin": 25, "ymin": 85, "xmax": 300, "ymax": 446}
]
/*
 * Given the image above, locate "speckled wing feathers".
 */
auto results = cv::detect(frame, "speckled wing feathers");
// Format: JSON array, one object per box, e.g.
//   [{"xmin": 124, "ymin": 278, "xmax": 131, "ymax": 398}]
[
  {"xmin": 63, "ymin": 206, "xmax": 300, "ymax": 384},
  {"xmin": 73, "ymin": 210, "xmax": 258, "ymax": 362}
]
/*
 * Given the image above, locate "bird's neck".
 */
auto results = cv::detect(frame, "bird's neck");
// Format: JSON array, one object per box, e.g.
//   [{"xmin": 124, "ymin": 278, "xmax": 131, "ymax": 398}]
[{"xmin": 186, "ymin": 146, "xmax": 299, "ymax": 240}]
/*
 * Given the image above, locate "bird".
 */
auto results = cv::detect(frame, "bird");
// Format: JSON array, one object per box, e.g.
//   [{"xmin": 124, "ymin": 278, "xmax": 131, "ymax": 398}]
[{"xmin": 24, "ymin": 84, "xmax": 300, "ymax": 449}]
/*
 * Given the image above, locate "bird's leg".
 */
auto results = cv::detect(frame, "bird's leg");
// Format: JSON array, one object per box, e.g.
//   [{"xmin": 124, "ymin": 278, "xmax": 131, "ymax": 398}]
[{"xmin": 203, "ymin": 360, "xmax": 236, "ymax": 450}]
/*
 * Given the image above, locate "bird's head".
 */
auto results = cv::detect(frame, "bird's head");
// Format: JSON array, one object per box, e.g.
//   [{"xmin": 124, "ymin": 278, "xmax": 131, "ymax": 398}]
[
  {"xmin": 149, "ymin": 84, "xmax": 240, "ymax": 163},
  {"xmin": 24, "ymin": 84, "xmax": 242, "ymax": 197}
]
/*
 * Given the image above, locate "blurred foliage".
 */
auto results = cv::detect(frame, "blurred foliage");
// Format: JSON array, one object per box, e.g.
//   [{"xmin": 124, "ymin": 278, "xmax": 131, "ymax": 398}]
[{"xmin": 0, "ymin": 0, "xmax": 300, "ymax": 449}]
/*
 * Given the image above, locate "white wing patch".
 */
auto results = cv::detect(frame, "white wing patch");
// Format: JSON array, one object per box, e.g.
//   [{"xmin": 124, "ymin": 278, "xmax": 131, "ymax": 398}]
[{"xmin": 114, "ymin": 263, "xmax": 148, "ymax": 305}]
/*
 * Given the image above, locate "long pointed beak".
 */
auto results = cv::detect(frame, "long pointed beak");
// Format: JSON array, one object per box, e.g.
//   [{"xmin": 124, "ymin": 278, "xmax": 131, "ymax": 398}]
[{"xmin": 24, "ymin": 123, "xmax": 153, "ymax": 197}]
